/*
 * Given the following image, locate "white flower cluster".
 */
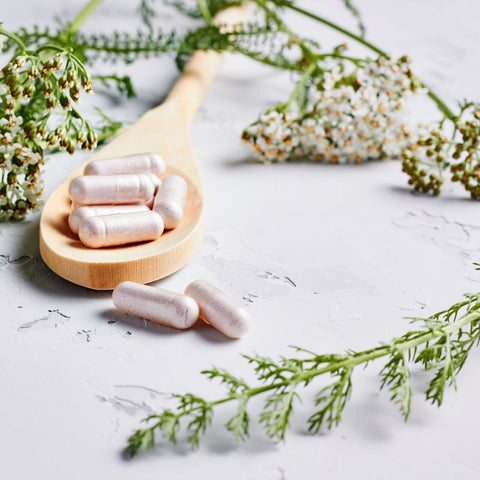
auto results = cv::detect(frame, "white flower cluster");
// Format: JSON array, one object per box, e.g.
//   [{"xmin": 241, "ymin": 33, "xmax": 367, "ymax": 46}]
[
  {"xmin": 243, "ymin": 56, "xmax": 423, "ymax": 164},
  {"xmin": 0, "ymin": 113, "xmax": 44, "ymax": 220}
]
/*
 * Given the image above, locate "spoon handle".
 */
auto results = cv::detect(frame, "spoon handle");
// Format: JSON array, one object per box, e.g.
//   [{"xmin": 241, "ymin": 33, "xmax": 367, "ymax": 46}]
[{"xmin": 164, "ymin": 6, "xmax": 246, "ymax": 123}]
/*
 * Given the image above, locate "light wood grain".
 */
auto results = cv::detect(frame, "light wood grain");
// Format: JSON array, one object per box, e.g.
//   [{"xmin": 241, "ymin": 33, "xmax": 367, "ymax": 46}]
[{"xmin": 39, "ymin": 7, "xmax": 245, "ymax": 290}]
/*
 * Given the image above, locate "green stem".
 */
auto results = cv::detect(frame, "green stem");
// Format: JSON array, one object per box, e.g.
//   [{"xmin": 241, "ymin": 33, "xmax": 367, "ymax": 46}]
[
  {"xmin": 197, "ymin": 0, "xmax": 213, "ymax": 25},
  {"xmin": 256, "ymin": 0, "xmax": 318, "ymax": 65},
  {"xmin": 285, "ymin": 3, "xmax": 457, "ymax": 122},
  {"xmin": 426, "ymin": 88, "xmax": 457, "ymax": 122},
  {"xmin": 171, "ymin": 308, "xmax": 480, "ymax": 412},
  {"xmin": 67, "ymin": 0, "xmax": 104, "ymax": 35},
  {"xmin": 0, "ymin": 27, "xmax": 28, "ymax": 51},
  {"xmin": 276, "ymin": 62, "xmax": 316, "ymax": 112},
  {"xmin": 288, "ymin": 3, "xmax": 386, "ymax": 56},
  {"xmin": 315, "ymin": 52, "xmax": 365, "ymax": 66}
]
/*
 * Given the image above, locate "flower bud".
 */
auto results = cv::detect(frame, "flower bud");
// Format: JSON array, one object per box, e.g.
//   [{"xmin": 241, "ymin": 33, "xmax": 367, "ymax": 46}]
[
  {"xmin": 58, "ymin": 74, "xmax": 69, "ymax": 90},
  {"xmin": 22, "ymin": 84, "xmax": 35, "ymax": 99},
  {"xmin": 46, "ymin": 97, "xmax": 56, "ymax": 110},
  {"xmin": 42, "ymin": 79, "xmax": 53, "ymax": 97},
  {"xmin": 59, "ymin": 94, "xmax": 71, "ymax": 110},
  {"xmin": 9, "ymin": 84, "xmax": 22, "ymax": 99},
  {"xmin": 69, "ymin": 84, "xmax": 81, "ymax": 102}
]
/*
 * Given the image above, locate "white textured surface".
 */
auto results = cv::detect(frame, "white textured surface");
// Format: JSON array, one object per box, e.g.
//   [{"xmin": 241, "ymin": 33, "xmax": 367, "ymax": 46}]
[{"xmin": 1, "ymin": 1, "xmax": 480, "ymax": 479}]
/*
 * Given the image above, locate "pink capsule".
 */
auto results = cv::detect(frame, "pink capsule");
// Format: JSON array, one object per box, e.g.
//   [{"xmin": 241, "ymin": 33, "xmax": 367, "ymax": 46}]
[
  {"xmin": 78, "ymin": 210, "xmax": 164, "ymax": 248},
  {"xmin": 144, "ymin": 173, "xmax": 162, "ymax": 194},
  {"xmin": 113, "ymin": 281, "xmax": 199, "ymax": 329},
  {"xmin": 153, "ymin": 175, "xmax": 187, "ymax": 229},
  {"xmin": 69, "ymin": 173, "xmax": 155, "ymax": 205},
  {"xmin": 68, "ymin": 204, "xmax": 150, "ymax": 235},
  {"xmin": 185, "ymin": 280, "xmax": 251, "ymax": 338},
  {"xmin": 84, "ymin": 152, "xmax": 166, "ymax": 176}
]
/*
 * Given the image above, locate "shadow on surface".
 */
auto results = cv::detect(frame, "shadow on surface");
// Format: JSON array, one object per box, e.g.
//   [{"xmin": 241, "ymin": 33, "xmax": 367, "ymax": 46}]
[
  {"xmin": 100, "ymin": 308, "xmax": 238, "ymax": 344},
  {"xmin": 386, "ymin": 184, "xmax": 476, "ymax": 204},
  {"xmin": 190, "ymin": 318, "xmax": 235, "ymax": 344},
  {"xmin": 118, "ymin": 425, "xmax": 278, "ymax": 461},
  {"xmin": 12, "ymin": 217, "xmax": 110, "ymax": 299},
  {"xmin": 223, "ymin": 155, "xmax": 389, "ymax": 170},
  {"xmin": 100, "ymin": 308, "xmax": 184, "ymax": 337}
]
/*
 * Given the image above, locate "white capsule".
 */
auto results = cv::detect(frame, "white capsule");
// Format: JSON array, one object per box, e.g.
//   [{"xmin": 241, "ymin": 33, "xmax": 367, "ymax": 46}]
[
  {"xmin": 113, "ymin": 281, "xmax": 199, "ymax": 329},
  {"xmin": 84, "ymin": 152, "xmax": 166, "ymax": 176},
  {"xmin": 144, "ymin": 196, "xmax": 154, "ymax": 209},
  {"xmin": 144, "ymin": 173, "xmax": 162, "ymax": 194},
  {"xmin": 69, "ymin": 204, "xmax": 150, "ymax": 235},
  {"xmin": 185, "ymin": 280, "xmax": 251, "ymax": 338},
  {"xmin": 153, "ymin": 174, "xmax": 187, "ymax": 229},
  {"xmin": 69, "ymin": 173, "xmax": 155, "ymax": 205},
  {"xmin": 78, "ymin": 210, "xmax": 164, "ymax": 248}
]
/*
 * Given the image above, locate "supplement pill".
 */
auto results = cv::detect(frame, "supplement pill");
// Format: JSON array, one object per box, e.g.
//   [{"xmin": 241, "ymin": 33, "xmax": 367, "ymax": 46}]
[
  {"xmin": 69, "ymin": 173, "xmax": 155, "ymax": 205},
  {"xmin": 78, "ymin": 210, "xmax": 164, "ymax": 248},
  {"xmin": 69, "ymin": 204, "xmax": 149, "ymax": 234},
  {"xmin": 153, "ymin": 174, "xmax": 187, "ymax": 229},
  {"xmin": 185, "ymin": 280, "xmax": 251, "ymax": 338},
  {"xmin": 113, "ymin": 281, "xmax": 199, "ymax": 329},
  {"xmin": 84, "ymin": 152, "xmax": 166, "ymax": 176},
  {"xmin": 144, "ymin": 172, "xmax": 162, "ymax": 194}
]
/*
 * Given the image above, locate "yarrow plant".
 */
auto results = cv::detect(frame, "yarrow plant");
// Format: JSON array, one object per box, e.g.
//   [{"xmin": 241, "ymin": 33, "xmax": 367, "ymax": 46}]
[
  {"xmin": 3, "ymin": 0, "xmax": 480, "ymax": 457},
  {"xmin": 1, "ymin": 0, "xmax": 480, "ymax": 220},
  {"xmin": 126, "ymin": 288, "xmax": 480, "ymax": 456},
  {"xmin": 0, "ymin": 24, "xmax": 99, "ymax": 219}
]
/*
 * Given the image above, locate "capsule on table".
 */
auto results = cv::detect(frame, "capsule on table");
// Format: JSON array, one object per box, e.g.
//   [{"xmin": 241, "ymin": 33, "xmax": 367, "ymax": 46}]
[
  {"xmin": 84, "ymin": 152, "xmax": 166, "ymax": 176},
  {"xmin": 185, "ymin": 280, "xmax": 251, "ymax": 338},
  {"xmin": 68, "ymin": 204, "xmax": 150, "ymax": 235},
  {"xmin": 78, "ymin": 210, "xmax": 164, "ymax": 248},
  {"xmin": 113, "ymin": 281, "xmax": 199, "ymax": 329},
  {"xmin": 153, "ymin": 174, "xmax": 187, "ymax": 229},
  {"xmin": 69, "ymin": 173, "xmax": 156, "ymax": 205}
]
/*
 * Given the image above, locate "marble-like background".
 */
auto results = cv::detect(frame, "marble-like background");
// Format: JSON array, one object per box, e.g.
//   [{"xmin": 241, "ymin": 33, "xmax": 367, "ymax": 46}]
[{"xmin": 1, "ymin": 1, "xmax": 480, "ymax": 478}]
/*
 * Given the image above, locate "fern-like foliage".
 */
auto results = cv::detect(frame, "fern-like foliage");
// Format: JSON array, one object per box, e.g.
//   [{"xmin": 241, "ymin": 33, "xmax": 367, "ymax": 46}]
[
  {"xmin": 379, "ymin": 350, "xmax": 412, "ymax": 419},
  {"xmin": 125, "ymin": 289, "xmax": 480, "ymax": 457},
  {"xmin": 175, "ymin": 20, "xmax": 312, "ymax": 71},
  {"xmin": 308, "ymin": 366, "xmax": 353, "ymax": 432}
]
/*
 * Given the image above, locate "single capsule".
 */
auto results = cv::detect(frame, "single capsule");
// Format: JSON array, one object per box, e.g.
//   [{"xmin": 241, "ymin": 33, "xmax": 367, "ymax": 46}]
[
  {"xmin": 84, "ymin": 152, "xmax": 166, "ymax": 176},
  {"xmin": 113, "ymin": 281, "xmax": 199, "ymax": 329},
  {"xmin": 69, "ymin": 204, "xmax": 150, "ymax": 235},
  {"xmin": 153, "ymin": 174, "xmax": 187, "ymax": 229},
  {"xmin": 78, "ymin": 210, "xmax": 164, "ymax": 248},
  {"xmin": 185, "ymin": 280, "xmax": 251, "ymax": 339},
  {"xmin": 69, "ymin": 173, "xmax": 155, "ymax": 205}
]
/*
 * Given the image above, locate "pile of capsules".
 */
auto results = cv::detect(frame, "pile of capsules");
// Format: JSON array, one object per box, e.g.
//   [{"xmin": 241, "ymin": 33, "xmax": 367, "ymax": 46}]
[
  {"xmin": 68, "ymin": 153, "xmax": 251, "ymax": 338},
  {"xmin": 113, "ymin": 279, "xmax": 251, "ymax": 338},
  {"xmin": 68, "ymin": 152, "xmax": 187, "ymax": 248}
]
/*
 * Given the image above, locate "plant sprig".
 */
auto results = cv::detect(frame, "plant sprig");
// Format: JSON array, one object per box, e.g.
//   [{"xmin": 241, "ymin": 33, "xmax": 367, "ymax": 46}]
[
  {"xmin": 3, "ymin": 0, "xmax": 479, "ymax": 219},
  {"xmin": 125, "ymin": 291, "xmax": 480, "ymax": 457}
]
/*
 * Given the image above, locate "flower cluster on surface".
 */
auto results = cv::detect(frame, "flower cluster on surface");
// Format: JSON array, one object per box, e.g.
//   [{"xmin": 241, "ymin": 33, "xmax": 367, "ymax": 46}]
[
  {"xmin": 402, "ymin": 103, "xmax": 480, "ymax": 198},
  {"xmin": 242, "ymin": 56, "xmax": 424, "ymax": 164},
  {"xmin": 0, "ymin": 36, "xmax": 97, "ymax": 220},
  {"xmin": 0, "ymin": 111, "xmax": 44, "ymax": 220}
]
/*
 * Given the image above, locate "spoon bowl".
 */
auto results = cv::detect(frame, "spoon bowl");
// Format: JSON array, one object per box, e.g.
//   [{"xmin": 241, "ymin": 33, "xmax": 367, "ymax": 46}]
[
  {"xmin": 39, "ymin": 7, "xmax": 244, "ymax": 290},
  {"xmin": 40, "ymin": 101, "xmax": 202, "ymax": 290}
]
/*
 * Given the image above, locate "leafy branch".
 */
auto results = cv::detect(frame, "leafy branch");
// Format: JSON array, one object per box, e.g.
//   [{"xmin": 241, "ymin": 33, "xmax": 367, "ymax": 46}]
[{"xmin": 126, "ymin": 291, "xmax": 480, "ymax": 457}]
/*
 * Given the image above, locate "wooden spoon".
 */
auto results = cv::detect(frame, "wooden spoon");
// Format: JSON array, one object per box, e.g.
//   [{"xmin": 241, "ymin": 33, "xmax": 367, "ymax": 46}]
[{"xmin": 39, "ymin": 7, "xmax": 244, "ymax": 290}]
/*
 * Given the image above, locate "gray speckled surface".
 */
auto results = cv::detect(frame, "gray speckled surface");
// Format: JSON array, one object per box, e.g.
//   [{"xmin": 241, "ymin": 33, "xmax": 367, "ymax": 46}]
[{"xmin": 1, "ymin": 1, "xmax": 480, "ymax": 478}]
